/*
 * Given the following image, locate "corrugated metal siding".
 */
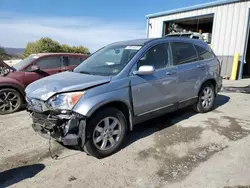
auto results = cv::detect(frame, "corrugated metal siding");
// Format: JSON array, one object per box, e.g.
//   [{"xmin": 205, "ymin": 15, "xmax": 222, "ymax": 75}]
[{"xmin": 148, "ymin": 1, "xmax": 250, "ymax": 57}]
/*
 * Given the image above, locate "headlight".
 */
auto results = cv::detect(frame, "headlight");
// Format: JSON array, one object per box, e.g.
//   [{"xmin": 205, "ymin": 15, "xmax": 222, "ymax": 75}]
[{"xmin": 47, "ymin": 91, "xmax": 85, "ymax": 110}]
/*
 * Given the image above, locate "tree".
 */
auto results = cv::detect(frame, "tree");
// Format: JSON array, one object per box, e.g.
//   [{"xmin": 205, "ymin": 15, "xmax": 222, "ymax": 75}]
[
  {"xmin": 22, "ymin": 38, "xmax": 61, "ymax": 58},
  {"xmin": 22, "ymin": 42, "xmax": 37, "ymax": 58},
  {"xmin": 60, "ymin": 44, "xmax": 90, "ymax": 54},
  {"xmin": 22, "ymin": 38, "xmax": 90, "ymax": 58},
  {"xmin": 0, "ymin": 47, "xmax": 11, "ymax": 60}
]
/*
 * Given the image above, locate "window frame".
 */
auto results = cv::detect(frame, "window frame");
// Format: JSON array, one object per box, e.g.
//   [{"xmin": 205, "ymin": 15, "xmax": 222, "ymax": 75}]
[
  {"xmin": 170, "ymin": 41, "xmax": 199, "ymax": 66},
  {"xmin": 132, "ymin": 42, "xmax": 174, "ymax": 73},
  {"xmin": 194, "ymin": 44, "xmax": 215, "ymax": 61},
  {"xmin": 32, "ymin": 56, "xmax": 63, "ymax": 70}
]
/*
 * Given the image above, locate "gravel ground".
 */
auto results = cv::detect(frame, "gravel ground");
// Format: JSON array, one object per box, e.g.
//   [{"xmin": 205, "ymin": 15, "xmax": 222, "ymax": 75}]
[{"xmin": 0, "ymin": 92, "xmax": 250, "ymax": 188}]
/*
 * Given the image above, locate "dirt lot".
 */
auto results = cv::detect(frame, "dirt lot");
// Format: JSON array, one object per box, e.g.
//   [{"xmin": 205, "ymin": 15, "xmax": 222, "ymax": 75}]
[{"xmin": 1, "ymin": 92, "xmax": 250, "ymax": 188}]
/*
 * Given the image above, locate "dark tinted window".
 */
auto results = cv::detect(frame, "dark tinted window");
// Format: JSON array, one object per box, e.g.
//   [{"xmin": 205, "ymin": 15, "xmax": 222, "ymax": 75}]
[
  {"xmin": 195, "ymin": 45, "xmax": 214, "ymax": 60},
  {"xmin": 63, "ymin": 56, "xmax": 85, "ymax": 66},
  {"xmin": 137, "ymin": 43, "xmax": 171, "ymax": 70},
  {"xmin": 171, "ymin": 42, "xmax": 198, "ymax": 65},
  {"xmin": 35, "ymin": 56, "xmax": 62, "ymax": 70}
]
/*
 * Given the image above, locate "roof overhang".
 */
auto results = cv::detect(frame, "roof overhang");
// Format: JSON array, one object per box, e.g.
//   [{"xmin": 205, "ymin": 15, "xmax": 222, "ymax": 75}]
[{"xmin": 146, "ymin": 0, "xmax": 241, "ymax": 18}]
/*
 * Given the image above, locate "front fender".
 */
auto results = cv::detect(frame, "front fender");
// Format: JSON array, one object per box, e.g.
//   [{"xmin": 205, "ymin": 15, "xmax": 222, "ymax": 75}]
[{"xmin": 73, "ymin": 87, "xmax": 132, "ymax": 117}]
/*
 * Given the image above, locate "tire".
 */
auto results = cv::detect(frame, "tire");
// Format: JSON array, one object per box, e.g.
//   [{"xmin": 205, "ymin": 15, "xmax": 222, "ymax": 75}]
[
  {"xmin": 193, "ymin": 82, "xmax": 215, "ymax": 113},
  {"xmin": 0, "ymin": 88, "xmax": 23, "ymax": 115},
  {"xmin": 83, "ymin": 107, "xmax": 128, "ymax": 158}
]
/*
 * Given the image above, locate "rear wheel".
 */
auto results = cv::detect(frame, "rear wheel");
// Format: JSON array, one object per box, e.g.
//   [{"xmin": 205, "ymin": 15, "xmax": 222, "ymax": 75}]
[
  {"xmin": 83, "ymin": 107, "xmax": 127, "ymax": 158},
  {"xmin": 0, "ymin": 88, "xmax": 22, "ymax": 115},
  {"xmin": 193, "ymin": 83, "xmax": 215, "ymax": 113}
]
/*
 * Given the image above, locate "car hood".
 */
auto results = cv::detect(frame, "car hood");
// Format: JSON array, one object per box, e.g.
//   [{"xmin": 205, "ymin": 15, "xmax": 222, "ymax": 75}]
[
  {"xmin": 0, "ymin": 60, "xmax": 12, "ymax": 69},
  {"xmin": 25, "ymin": 71, "xmax": 112, "ymax": 101},
  {"xmin": 0, "ymin": 60, "xmax": 15, "ymax": 76}
]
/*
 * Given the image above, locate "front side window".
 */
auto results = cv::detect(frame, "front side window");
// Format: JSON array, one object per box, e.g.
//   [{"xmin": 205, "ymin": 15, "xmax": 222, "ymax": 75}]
[
  {"xmin": 35, "ymin": 56, "xmax": 62, "ymax": 70},
  {"xmin": 137, "ymin": 43, "xmax": 171, "ymax": 70},
  {"xmin": 195, "ymin": 45, "xmax": 214, "ymax": 60},
  {"xmin": 171, "ymin": 42, "xmax": 198, "ymax": 65},
  {"xmin": 74, "ymin": 45, "xmax": 142, "ymax": 76}
]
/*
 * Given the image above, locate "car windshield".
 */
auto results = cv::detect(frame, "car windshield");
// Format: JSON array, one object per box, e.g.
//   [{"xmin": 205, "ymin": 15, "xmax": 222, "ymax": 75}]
[
  {"xmin": 74, "ymin": 44, "xmax": 142, "ymax": 76},
  {"xmin": 13, "ymin": 55, "xmax": 37, "ymax": 70},
  {"xmin": 167, "ymin": 34, "xmax": 192, "ymax": 38},
  {"xmin": 181, "ymin": 34, "xmax": 192, "ymax": 38},
  {"xmin": 167, "ymin": 34, "xmax": 181, "ymax": 37}
]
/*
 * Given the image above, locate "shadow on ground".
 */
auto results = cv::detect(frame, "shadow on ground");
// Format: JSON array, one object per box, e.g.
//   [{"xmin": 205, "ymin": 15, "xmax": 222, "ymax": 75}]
[
  {"xmin": 0, "ymin": 164, "xmax": 45, "ymax": 188},
  {"xmin": 124, "ymin": 94, "xmax": 230, "ymax": 148},
  {"xmin": 121, "ymin": 94, "xmax": 244, "ymax": 183},
  {"xmin": 222, "ymin": 85, "xmax": 250, "ymax": 94}
]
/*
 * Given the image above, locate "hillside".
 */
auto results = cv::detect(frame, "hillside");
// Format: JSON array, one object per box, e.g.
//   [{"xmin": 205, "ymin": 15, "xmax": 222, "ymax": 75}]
[{"xmin": 4, "ymin": 47, "xmax": 24, "ymax": 56}]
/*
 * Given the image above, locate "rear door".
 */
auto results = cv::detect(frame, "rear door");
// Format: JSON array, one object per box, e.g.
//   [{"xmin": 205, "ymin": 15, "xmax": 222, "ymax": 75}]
[
  {"xmin": 171, "ymin": 42, "xmax": 206, "ymax": 102},
  {"xmin": 131, "ymin": 42, "xmax": 179, "ymax": 118},
  {"xmin": 63, "ymin": 56, "xmax": 86, "ymax": 71}
]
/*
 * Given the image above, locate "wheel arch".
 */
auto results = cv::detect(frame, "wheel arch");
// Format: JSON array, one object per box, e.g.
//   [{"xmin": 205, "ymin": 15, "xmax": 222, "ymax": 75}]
[
  {"xmin": 199, "ymin": 78, "xmax": 216, "ymax": 95},
  {"xmin": 86, "ymin": 100, "xmax": 133, "ymax": 131},
  {"xmin": 0, "ymin": 84, "xmax": 25, "ymax": 102}
]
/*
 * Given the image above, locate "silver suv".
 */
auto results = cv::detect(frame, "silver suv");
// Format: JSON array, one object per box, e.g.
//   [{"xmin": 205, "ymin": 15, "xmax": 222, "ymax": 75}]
[{"xmin": 25, "ymin": 38, "xmax": 222, "ymax": 158}]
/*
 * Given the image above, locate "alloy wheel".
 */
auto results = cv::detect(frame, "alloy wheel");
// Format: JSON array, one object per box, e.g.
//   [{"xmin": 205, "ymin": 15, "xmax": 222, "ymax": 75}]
[
  {"xmin": 0, "ymin": 91, "xmax": 20, "ymax": 113},
  {"xmin": 201, "ymin": 86, "xmax": 214, "ymax": 109},
  {"xmin": 93, "ymin": 117, "xmax": 122, "ymax": 151}
]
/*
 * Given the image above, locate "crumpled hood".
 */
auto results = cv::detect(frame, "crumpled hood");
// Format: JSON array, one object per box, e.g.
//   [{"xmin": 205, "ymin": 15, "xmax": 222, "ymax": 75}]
[
  {"xmin": 0, "ymin": 60, "xmax": 12, "ymax": 69},
  {"xmin": 0, "ymin": 60, "xmax": 15, "ymax": 76},
  {"xmin": 25, "ymin": 71, "xmax": 112, "ymax": 101}
]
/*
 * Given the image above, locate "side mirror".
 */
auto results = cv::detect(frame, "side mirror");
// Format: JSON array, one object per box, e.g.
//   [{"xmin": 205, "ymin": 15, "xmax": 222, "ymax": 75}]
[
  {"xmin": 133, "ymin": 65, "xmax": 155, "ymax": 75},
  {"xmin": 30, "ymin": 65, "xmax": 40, "ymax": 72}
]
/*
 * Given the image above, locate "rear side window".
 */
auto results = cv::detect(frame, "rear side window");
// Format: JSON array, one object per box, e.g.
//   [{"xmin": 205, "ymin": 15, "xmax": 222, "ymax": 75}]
[
  {"xmin": 171, "ymin": 42, "xmax": 198, "ymax": 65},
  {"xmin": 192, "ymin": 36, "xmax": 199, "ymax": 39},
  {"xmin": 63, "ymin": 56, "xmax": 85, "ymax": 66},
  {"xmin": 195, "ymin": 45, "xmax": 214, "ymax": 60}
]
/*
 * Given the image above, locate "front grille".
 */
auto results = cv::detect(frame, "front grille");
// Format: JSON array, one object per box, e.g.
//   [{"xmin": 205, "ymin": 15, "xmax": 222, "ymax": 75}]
[{"xmin": 32, "ymin": 112, "xmax": 60, "ymax": 129}]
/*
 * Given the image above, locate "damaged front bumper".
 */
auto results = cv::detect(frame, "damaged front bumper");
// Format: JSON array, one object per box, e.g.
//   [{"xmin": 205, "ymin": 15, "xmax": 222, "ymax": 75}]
[{"xmin": 30, "ymin": 111, "xmax": 86, "ymax": 146}]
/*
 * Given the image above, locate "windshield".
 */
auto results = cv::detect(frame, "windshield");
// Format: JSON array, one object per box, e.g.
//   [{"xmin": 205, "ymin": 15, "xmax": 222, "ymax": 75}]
[
  {"xmin": 167, "ymin": 34, "xmax": 192, "ymax": 38},
  {"xmin": 74, "ymin": 44, "xmax": 142, "ymax": 76},
  {"xmin": 167, "ymin": 34, "xmax": 181, "ymax": 37},
  {"xmin": 13, "ymin": 55, "xmax": 37, "ymax": 70},
  {"xmin": 181, "ymin": 34, "xmax": 192, "ymax": 38}
]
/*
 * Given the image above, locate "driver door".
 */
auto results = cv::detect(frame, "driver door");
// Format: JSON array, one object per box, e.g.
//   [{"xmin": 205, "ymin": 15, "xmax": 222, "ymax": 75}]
[{"xmin": 130, "ymin": 42, "xmax": 179, "ymax": 121}]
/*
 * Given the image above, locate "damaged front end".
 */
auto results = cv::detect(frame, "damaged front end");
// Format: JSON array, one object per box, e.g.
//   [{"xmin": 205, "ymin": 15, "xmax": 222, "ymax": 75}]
[
  {"xmin": 26, "ymin": 90, "xmax": 88, "ymax": 146},
  {"xmin": 29, "ymin": 108, "xmax": 86, "ymax": 147}
]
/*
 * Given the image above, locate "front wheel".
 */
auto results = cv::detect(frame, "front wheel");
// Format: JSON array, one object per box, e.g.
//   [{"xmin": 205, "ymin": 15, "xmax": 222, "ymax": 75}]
[
  {"xmin": 0, "ymin": 88, "xmax": 23, "ymax": 115},
  {"xmin": 193, "ymin": 83, "xmax": 215, "ymax": 113},
  {"xmin": 83, "ymin": 107, "xmax": 127, "ymax": 158}
]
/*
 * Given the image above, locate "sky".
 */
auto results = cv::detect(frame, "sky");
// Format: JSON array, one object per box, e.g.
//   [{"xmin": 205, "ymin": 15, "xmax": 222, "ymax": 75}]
[{"xmin": 0, "ymin": 0, "xmax": 215, "ymax": 52}]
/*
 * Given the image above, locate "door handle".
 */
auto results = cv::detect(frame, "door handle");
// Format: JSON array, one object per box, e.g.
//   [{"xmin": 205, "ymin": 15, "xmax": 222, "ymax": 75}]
[
  {"xmin": 197, "ymin": 64, "xmax": 205, "ymax": 68},
  {"xmin": 166, "ymin": 71, "xmax": 177, "ymax": 75}
]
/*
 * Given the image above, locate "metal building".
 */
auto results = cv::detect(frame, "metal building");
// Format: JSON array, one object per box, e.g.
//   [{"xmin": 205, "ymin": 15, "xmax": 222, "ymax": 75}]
[{"xmin": 146, "ymin": 0, "xmax": 250, "ymax": 79}]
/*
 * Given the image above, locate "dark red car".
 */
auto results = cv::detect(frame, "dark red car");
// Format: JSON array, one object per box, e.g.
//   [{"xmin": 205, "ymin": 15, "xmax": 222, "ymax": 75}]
[{"xmin": 0, "ymin": 53, "xmax": 88, "ymax": 115}]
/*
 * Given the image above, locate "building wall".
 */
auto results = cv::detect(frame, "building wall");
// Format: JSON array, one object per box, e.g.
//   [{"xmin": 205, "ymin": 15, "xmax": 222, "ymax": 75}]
[{"xmin": 147, "ymin": 1, "xmax": 250, "ymax": 77}]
